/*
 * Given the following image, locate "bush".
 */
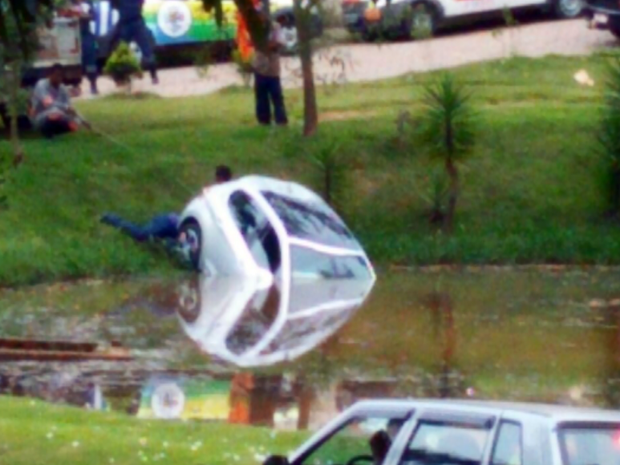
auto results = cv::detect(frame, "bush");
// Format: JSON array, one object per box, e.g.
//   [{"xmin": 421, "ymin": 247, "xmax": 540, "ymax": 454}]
[{"xmin": 104, "ymin": 42, "xmax": 142, "ymax": 87}]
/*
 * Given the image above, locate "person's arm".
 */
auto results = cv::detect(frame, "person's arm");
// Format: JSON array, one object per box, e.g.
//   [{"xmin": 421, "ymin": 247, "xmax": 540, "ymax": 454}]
[
  {"xmin": 32, "ymin": 81, "xmax": 54, "ymax": 110},
  {"xmin": 57, "ymin": 86, "xmax": 74, "ymax": 114}
]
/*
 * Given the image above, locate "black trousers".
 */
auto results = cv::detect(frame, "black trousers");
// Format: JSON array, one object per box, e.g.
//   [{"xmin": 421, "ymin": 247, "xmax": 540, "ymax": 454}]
[
  {"xmin": 254, "ymin": 73, "xmax": 288, "ymax": 126},
  {"xmin": 40, "ymin": 119, "xmax": 72, "ymax": 139}
]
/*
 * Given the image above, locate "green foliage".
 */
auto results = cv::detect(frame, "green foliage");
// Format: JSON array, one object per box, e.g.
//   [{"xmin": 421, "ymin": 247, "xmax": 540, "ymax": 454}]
[
  {"xmin": 598, "ymin": 58, "xmax": 620, "ymax": 217},
  {"xmin": 104, "ymin": 42, "xmax": 142, "ymax": 85},
  {"xmin": 409, "ymin": 4, "xmax": 434, "ymax": 41},
  {"xmin": 418, "ymin": 74, "xmax": 476, "ymax": 162},
  {"xmin": 231, "ymin": 49, "xmax": 253, "ymax": 88}
]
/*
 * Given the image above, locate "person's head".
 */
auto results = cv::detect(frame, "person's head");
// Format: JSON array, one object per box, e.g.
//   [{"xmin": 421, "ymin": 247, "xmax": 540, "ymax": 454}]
[
  {"xmin": 49, "ymin": 63, "xmax": 64, "ymax": 87},
  {"xmin": 387, "ymin": 419, "xmax": 404, "ymax": 441},
  {"xmin": 215, "ymin": 165, "xmax": 233, "ymax": 184},
  {"xmin": 369, "ymin": 431, "xmax": 391, "ymax": 465}
]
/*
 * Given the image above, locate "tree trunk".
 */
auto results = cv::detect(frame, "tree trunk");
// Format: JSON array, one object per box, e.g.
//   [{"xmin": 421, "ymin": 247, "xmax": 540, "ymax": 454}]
[
  {"xmin": 294, "ymin": 0, "xmax": 318, "ymax": 137},
  {"xmin": 444, "ymin": 157, "xmax": 458, "ymax": 233},
  {"xmin": 7, "ymin": 64, "xmax": 24, "ymax": 167}
]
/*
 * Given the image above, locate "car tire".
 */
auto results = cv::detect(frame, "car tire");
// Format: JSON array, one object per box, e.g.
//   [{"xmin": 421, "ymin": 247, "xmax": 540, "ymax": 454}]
[
  {"xmin": 610, "ymin": 17, "xmax": 620, "ymax": 38},
  {"xmin": 408, "ymin": 3, "xmax": 437, "ymax": 40},
  {"xmin": 179, "ymin": 219, "xmax": 202, "ymax": 271},
  {"xmin": 554, "ymin": 0, "xmax": 583, "ymax": 18}
]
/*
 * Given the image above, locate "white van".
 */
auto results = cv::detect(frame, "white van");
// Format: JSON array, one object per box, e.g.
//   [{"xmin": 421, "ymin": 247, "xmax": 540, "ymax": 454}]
[{"xmin": 342, "ymin": 0, "xmax": 583, "ymax": 40}]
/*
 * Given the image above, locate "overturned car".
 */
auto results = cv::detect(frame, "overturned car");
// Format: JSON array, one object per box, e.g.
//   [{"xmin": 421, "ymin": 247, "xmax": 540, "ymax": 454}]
[{"xmin": 179, "ymin": 176, "xmax": 375, "ymax": 282}]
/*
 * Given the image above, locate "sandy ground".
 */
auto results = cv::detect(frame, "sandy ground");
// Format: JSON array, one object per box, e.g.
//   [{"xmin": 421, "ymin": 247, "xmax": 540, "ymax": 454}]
[{"xmin": 81, "ymin": 19, "xmax": 616, "ymax": 99}]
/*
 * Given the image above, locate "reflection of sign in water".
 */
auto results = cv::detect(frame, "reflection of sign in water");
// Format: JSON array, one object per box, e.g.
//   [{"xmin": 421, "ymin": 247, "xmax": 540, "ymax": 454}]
[
  {"xmin": 157, "ymin": 1, "xmax": 192, "ymax": 38},
  {"xmin": 151, "ymin": 383, "xmax": 186, "ymax": 419}
]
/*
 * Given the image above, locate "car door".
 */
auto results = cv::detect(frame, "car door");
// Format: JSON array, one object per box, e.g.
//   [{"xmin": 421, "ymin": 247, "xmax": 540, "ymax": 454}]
[{"xmin": 291, "ymin": 408, "xmax": 414, "ymax": 465}]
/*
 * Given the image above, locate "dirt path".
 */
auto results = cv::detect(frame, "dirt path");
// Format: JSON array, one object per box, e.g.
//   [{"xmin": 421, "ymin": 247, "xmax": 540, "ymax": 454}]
[{"xmin": 84, "ymin": 19, "xmax": 615, "ymax": 99}]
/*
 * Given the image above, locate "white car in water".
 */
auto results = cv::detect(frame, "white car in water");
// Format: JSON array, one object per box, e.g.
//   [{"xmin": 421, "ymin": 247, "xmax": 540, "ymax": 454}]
[
  {"xmin": 175, "ymin": 273, "xmax": 375, "ymax": 367},
  {"xmin": 179, "ymin": 176, "xmax": 375, "ymax": 282},
  {"xmin": 262, "ymin": 399, "xmax": 620, "ymax": 465}
]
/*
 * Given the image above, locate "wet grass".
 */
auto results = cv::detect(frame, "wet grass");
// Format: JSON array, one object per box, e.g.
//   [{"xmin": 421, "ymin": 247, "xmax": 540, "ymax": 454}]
[
  {"xmin": 1, "ymin": 55, "xmax": 619, "ymax": 285},
  {"xmin": 0, "ymin": 396, "xmax": 305, "ymax": 465}
]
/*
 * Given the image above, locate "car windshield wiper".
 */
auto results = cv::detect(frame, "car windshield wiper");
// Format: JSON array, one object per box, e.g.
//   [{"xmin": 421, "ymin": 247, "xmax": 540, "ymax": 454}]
[{"xmin": 406, "ymin": 448, "xmax": 481, "ymax": 465}]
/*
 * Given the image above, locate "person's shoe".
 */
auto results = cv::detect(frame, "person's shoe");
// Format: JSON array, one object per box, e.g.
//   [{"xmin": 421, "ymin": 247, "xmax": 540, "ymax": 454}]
[
  {"xmin": 100, "ymin": 213, "xmax": 120, "ymax": 226},
  {"xmin": 152, "ymin": 76, "xmax": 159, "ymax": 85},
  {"xmin": 90, "ymin": 84, "xmax": 99, "ymax": 95}
]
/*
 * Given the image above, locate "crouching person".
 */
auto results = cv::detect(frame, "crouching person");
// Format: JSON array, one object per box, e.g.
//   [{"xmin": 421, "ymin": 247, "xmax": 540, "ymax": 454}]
[{"xmin": 31, "ymin": 64, "xmax": 80, "ymax": 139}]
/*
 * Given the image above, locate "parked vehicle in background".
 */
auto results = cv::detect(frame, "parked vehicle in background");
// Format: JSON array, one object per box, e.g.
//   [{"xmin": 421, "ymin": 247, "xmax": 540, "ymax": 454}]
[
  {"xmin": 263, "ymin": 399, "xmax": 620, "ymax": 465},
  {"xmin": 1, "ymin": 17, "xmax": 82, "ymax": 129},
  {"xmin": 342, "ymin": 0, "xmax": 583, "ymax": 41},
  {"xmin": 585, "ymin": 0, "xmax": 620, "ymax": 37},
  {"xmin": 92, "ymin": 0, "xmax": 323, "ymax": 60}
]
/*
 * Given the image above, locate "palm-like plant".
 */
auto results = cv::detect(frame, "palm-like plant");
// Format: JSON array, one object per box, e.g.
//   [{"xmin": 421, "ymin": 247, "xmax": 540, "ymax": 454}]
[
  {"xmin": 418, "ymin": 74, "xmax": 476, "ymax": 232},
  {"xmin": 599, "ymin": 59, "xmax": 620, "ymax": 218}
]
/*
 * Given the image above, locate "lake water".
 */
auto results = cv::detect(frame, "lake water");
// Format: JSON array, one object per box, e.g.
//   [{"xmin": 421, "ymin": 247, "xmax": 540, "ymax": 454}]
[{"xmin": 1, "ymin": 268, "xmax": 619, "ymax": 430}]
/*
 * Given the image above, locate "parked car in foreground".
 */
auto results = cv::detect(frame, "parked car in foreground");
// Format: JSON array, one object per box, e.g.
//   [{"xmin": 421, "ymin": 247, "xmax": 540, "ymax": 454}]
[
  {"xmin": 585, "ymin": 0, "xmax": 620, "ymax": 37},
  {"xmin": 179, "ymin": 176, "xmax": 375, "ymax": 281},
  {"xmin": 342, "ymin": 0, "xmax": 583, "ymax": 41},
  {"xmin": 263, "ymin": 399, "xmax": 620, "ymax": 465}
]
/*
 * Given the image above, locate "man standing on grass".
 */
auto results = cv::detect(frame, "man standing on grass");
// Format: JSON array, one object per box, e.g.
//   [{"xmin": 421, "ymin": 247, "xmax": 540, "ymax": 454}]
[
  {"xmin": 30, "ymin": 64, "xmax": 80, "ymax": 139},
  {"xmin": 113, "ymin": 0, "xmax": 159, "ymax": 84},
  {"xmin": 252, "ymin": 3, "xmax": 288, "ymax": 126}
]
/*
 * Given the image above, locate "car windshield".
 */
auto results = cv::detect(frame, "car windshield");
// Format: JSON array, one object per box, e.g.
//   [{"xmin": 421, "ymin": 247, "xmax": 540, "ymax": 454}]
[
  {"xmin": 559, "ymin": 425, "xmax": 620, "ymax": 465},
  {"xmin": 261, "ymin": 190, "xmax": 362, "ymax": 250},
  {"xmin": 290, "ymin": 245, "xmax": 372, "ymax": 280}
]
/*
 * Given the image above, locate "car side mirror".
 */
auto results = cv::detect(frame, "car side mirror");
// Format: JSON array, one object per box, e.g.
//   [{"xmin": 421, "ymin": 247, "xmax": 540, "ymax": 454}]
[{"xmin": 263, "ymin": 455, "xmax": 289, "ymax": 465}]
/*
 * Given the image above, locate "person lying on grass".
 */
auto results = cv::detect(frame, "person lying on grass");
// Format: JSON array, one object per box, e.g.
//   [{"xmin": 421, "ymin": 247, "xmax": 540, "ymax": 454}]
[
  {"xmin": 31, "ymin": 64, "xmax": 81, "ymax": 139},
  {"xmin": 100, "ymin": 165, "xmax": 233, "ymax": 253}
]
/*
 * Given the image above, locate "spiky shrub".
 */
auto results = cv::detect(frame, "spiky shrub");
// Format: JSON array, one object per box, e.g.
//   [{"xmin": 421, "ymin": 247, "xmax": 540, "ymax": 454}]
[
  {"xmin": 417, "ymin": 74, "xmax": 475, "ymax": 232},
  {"xmin": 599, "ymin": 59, "xmax": 620, "ymax": 219},
  {"xmin": 309, "ymin": 141, "xmax": 350, "ymax": 216},
  {"xmin": 104, "ymin": 42, "xmax": 142, "ymax": 90}
]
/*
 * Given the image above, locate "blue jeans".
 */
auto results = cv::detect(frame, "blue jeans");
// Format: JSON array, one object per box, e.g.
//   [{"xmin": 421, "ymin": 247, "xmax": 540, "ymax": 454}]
[
  {"xmin": 102, "ymin": 213, "xmax": 178, "ymax": 242},
  {"xmin": 254, "ymin": 73, "xmax": 287, "ymax": 126},
  {"xmin": 119, "ymin": 18, "xmax": 157, "ymax": 79}
]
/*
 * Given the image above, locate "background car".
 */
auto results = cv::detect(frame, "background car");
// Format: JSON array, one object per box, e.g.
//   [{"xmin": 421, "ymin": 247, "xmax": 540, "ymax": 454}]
[
  {"xmin": 585, "ymin": 0, "xmax": 620, "ymax": 37},
  {"xmin": 342, "ymin": 0, "xmax": 584, "ymax": 41}
]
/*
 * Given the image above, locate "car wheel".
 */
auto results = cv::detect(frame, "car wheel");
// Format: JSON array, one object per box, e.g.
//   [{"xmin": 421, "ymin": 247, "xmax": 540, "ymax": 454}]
[
  {"xmin": 610, "ymin": 17, "xmax": 620, "ymax": 38},
  {"xmin": 409, "ymin": 3, "xmax": 437, "ymax": 40},
  {"xmin": 179, "ymin": 219, "xmax": 202, "ymax": 271},
  {"xmin": 554, "ymin": 0, "xmax": 583, "ymax": 18}
]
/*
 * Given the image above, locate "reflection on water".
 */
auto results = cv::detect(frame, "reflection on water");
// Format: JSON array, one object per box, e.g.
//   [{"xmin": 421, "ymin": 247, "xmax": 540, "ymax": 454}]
[{"xmin": 1, "ymin": 269, "xmax": 620, "ymax": 430}]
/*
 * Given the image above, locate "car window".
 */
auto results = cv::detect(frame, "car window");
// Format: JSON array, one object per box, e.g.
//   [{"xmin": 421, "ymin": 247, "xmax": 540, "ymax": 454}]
[
  {"xmin": 225, "ymin": 286, "xmax": 280, "ymax": 355},
  {"xmin": 491, "ymin": 422, "xmax": 522, "ymax": 465},
  {"xmin": 261, "ymin": 191, "xmax": 362, "ymax": 250},
  {"xmin": 229, "ymin": 191, "xmax": 281, "ymax": 273},
  {"xmin": 400, "ymin": 421, "xmax": 490, "ymax": 465},
  {"xmin": 302, "ymin": 415, "xmax": 409, "ymax": 465},
  {"xmin": 559, "ymin": 426, "xmax": 620, "ymax": 465},
  {"xmin": 291, "ymin": 245, "xmax": 371, "ymax": 280},
  {"xmin": 261, "ymin": 307, "xmax": 357, "ymax": 355}
]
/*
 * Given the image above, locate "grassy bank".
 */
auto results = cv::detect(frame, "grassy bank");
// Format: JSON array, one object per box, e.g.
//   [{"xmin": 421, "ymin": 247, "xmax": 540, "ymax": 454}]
[
  {"xmin": 0, "ymin": 396, "xmax": 304, "ymax": 465},
  {"xmin": 1, "ymin": 55, "xmax": 619, "ymax": 285}
]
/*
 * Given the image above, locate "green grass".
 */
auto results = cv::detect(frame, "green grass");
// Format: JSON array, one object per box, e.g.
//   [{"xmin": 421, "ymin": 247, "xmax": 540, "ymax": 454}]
[
  {"xmin": 1, "ymin": 55, "xmax": 620, "ymax": 286},
  {"xmin": 0, "ymin": 396, "xmax": 305, "ymax": 465}
]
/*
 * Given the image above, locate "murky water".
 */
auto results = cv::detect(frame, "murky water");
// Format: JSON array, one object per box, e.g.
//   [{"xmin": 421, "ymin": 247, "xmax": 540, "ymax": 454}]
[{"xmin": 1, "ymin": 268, "xmax": 619, "ymax": 431}]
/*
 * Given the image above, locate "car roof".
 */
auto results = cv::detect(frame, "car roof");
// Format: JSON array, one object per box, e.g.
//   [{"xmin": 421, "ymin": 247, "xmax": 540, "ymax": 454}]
[{"xmin": 349, "ymin": 399, "xmax": 620, "ymax": 423}]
